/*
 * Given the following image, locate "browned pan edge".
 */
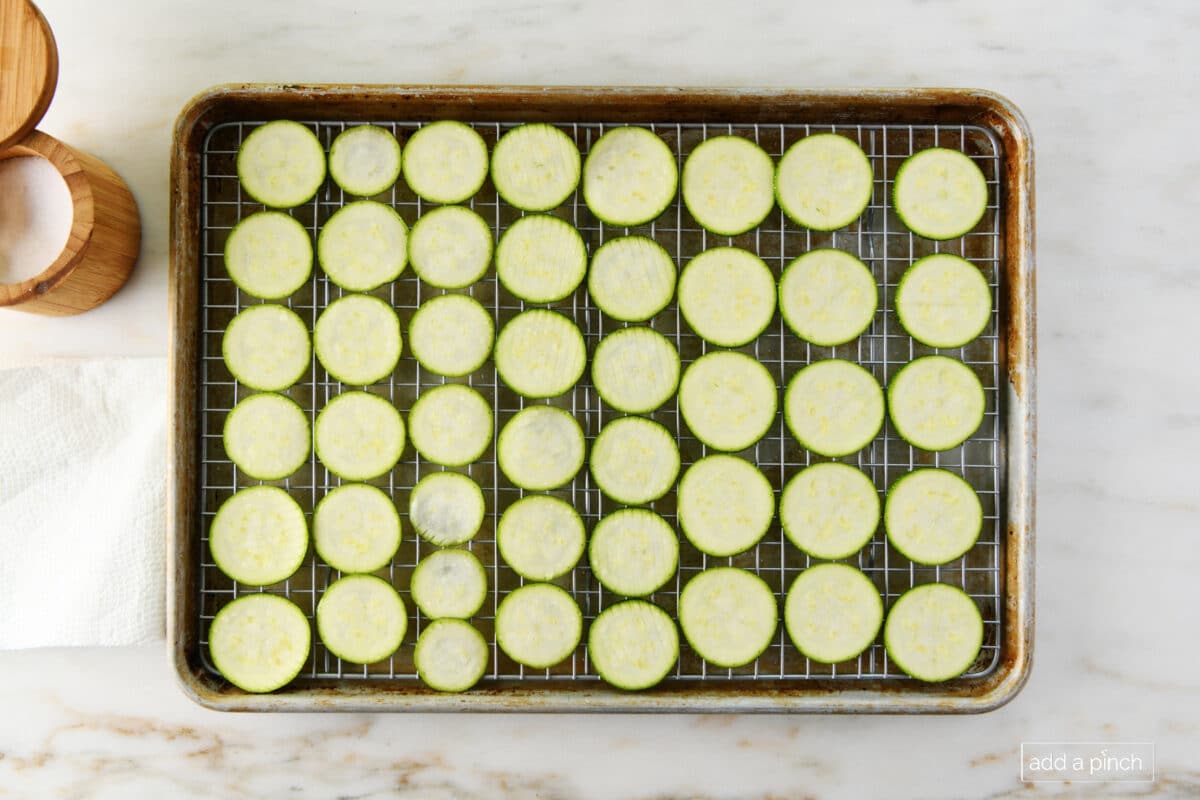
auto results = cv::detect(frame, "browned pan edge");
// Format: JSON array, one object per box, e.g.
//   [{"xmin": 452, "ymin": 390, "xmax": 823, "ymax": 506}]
[{"xmin": 168, "ymin": 85, "xmax": 1035, "ymax": 713}]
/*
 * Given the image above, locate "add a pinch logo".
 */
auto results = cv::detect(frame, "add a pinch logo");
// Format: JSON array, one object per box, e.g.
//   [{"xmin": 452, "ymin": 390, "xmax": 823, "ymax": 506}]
[{"xmin": 1021, "ymin": 742, "xmax": 1155, "ymax": 783}]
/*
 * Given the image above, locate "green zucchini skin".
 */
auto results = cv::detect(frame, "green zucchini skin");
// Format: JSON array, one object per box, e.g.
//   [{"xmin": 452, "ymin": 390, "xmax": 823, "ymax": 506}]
[
  {"xmin": 892, "ymin": 148, "xmax": 988, "ymax": 241},
  {"xmin": 209, "ymin": 594, "xmax": 311, "ymax": 693},
  {"xmin": 884, "ymin": 583, "xmax": 983, "ymax": 682},
  {"xmin": 237, "ymin": 120, "xmax": 326, "ymax": 209},
  {"xmin": 887, "ymin": 355, "xmax": 985, "ymax": 452},
  {"xmin": 589, "ymin": 600, "xmax": 679, "ymax": 690}
]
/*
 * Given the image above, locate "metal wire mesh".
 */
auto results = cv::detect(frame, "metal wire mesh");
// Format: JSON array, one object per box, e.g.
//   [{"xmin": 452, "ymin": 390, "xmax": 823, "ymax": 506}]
[{"xmin": 197, "ymin": 119, "xmax": 1004, "ymax": 685}]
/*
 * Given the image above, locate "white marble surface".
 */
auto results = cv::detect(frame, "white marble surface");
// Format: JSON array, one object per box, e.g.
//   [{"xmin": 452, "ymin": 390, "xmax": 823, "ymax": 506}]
[{"xmin": 2, "ymin": 0, "xmax": 1199, "ymax": 797}]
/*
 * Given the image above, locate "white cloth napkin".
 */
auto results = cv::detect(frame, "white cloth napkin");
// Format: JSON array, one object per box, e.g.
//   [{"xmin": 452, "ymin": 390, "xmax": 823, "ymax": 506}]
[{"xmin": 0, "ymin": 357, "xmax": 166, "ymax": 648}]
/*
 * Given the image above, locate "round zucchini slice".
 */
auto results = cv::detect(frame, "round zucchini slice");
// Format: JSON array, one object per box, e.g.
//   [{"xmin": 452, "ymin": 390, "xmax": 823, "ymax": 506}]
[
  {"xmin": 677, "ymin": 455, "xmax": 774, "ymax": 557},
  {"xmin": 893, "ymin": 148, "xmax": 988, "ymax": 240},
  {"xmin": 408, "ymin": 384, "xmax": 492, "ymax": 467},
  {"xmin": 497, "ymin": 495, "xmax": 585, "ymax": 581},
  {"xmin": 223, "ymin": 393, "xmax": 310, "ymax": 481},
  {"xmin": 317, "ymin": 201, "xmax": 408, "ymax": 291},
  {"xmin": 408, "ymin": 294, "xmax": 494, "ymax": 378},
  {"xmin": 678, "ymin": 247, "xmax": 776, "ymax": 347},
  {"xmin": 887, "ymin": 355, "xmax": 985, "ymax": 451},
  {"xmin": 410, "ymin": 548, "xmax": 488, "ymax": 619},
  {"xmin": 589, "ymin": 600, "xmax": 679, "ymax": 690},
  {"xmin": 884, "ymin": 583, "xmax": 983, "ymax": 682},
  {"xmin": 237, "ymin": 120, "xmax": 326, "ymax": 209},
  {"xmin": 491, "ymin": 123, "xmax": 581, "ymax": 211},
  {"xmin": 591, "ymin": 326, "xmax": 680, "ymax": 414},
  {"xmin": 209, "ymin": 593, "xmax": 310, "ymax": 693},
  {"xmin": 495, "ymin": 214, "xmax": 587, "ymax": 304},
  {"xmin": 497, "ymin": 405, "xmax": 585, "ymax": 491},
  {"xmin": 401, "ymin": 120, "xmax": 488, "ymax": 204},
  {"xmin": 313, "ymin": 294, "xmax": 402, "ymax": 386},
  {"xmin": 328, "ymin": 125, "xmax": 401, "ymax": 197},
  {"xmin": 590, "ymin": 417, "xmax": 680, "ymax": 506},
  {"xmin": 223, "ymin": 211, "xmax": 313, "ymax": 300},
  {"xmin": 678, "ymin": 567, "xmax": 777, "ymax": 668},
  {"xmin": 210, "ymin": 486, "xmax": 308, "ymax": 586},
  {"xmin": 784, "ymin": 563, "xmax": 882, "ymax": 664},
  {"xmin": 313, "ymin": 483, "xmax": 402, "ymax": 574},
  {"xmin": 780, "ymin": 462, "xmax": 879, "ymax": 560},
  {"xmin": 314, "ymin": 391, "xmax": 405, "ymax": 481},
  {"xmin": 583, "ymin": 126, "xmax": 678, "ymax": 227},
  {"xmin": 494, "ymin": 310, "xmax": 586, "ymax": 398},
  {"xmin": 778, "ymin": 249, "xmax": 877, "ymax": 347},
  {"xmin": 895, "ymin": 253, "xmax": 991, "ymax": 348},
  {"xmin": 775, "ymin": 133, "xmax": 873, "ymax": 231},
  {"xmin": 408, "ymin": 205, "xmax": 493, "ymax": 289},
  {"xmin": 586, "ymin": 235, "xmax": 676, "ymax": 322},
  {"xmin": 408, "ymin": 471, "xmax": 485, "ymax": 546},
  {"xmin": 496, "ymin": 583, "xmax": 582, "ymax": 669},
  {"xmin": 784, "ymin": 359, "xmax": 883, "ymax": 457},
  {"xmin": 415, "ymin": 619, "xmax": 489, "ymax": 692},
  {"xmin": 681, "ymin": 135, "xmax": 774, "ymax": 236},
  {"xmin": 588, "ymin": 508, "xmax": 678, "ymax": 598},
  {"xmin": 316, "ymin": 574, "xmax": 407, "ymax": 664},
  {"xmin": 222, "ymin": 304, "xmax": 310, "ymax": 391},
  {"xmin": 885, "ymin": 468, "xmax": 982, "ymax": 565},
  {"xmin": 679, "ymin": 351, "xmax": 777, "ymax": 453}
]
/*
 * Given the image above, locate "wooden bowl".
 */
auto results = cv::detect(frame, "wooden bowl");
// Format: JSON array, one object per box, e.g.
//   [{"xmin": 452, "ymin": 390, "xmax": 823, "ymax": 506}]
[{"xmin": 0, "ymin": 129, "xmax": 140, "ymax": 315}]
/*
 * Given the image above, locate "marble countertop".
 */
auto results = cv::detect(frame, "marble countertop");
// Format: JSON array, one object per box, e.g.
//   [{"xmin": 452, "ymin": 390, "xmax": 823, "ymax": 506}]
[{"xmin": 2, "ymin": 0, "xmax": 1198, "ymax": 797}]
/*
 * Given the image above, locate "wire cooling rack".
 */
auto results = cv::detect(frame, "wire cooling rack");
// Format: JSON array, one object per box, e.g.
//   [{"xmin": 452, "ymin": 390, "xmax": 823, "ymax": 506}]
[{"xmin": 196, "ymin": 119, "xmax": 1004, "ymax": 685}]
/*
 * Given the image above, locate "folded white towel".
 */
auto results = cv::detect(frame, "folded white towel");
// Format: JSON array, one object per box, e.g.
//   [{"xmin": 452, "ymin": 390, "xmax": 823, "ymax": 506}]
[{"xmin": 0, "ymin": 357, "xmax": 166, "ymax": 648}]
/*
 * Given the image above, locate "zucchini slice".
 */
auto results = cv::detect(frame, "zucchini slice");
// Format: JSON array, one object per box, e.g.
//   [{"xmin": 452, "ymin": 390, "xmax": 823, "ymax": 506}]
[
  {"xmin": 679, "ymin": 351, "xmax": 777, "ymax": 453},
  {"xmin": 222, "ymin": 304, "xmax": 310, "ymax": 392},
  {"xmin": 784, "ymin": 359, "xmax": 883, "ymax": 457},
  {"xmin": 784, "ymin": 563, "xmax": 882, "ymax": 664},
  {"xmin": 494, "ymin": 310, "xmax": 586, "ymax": 398},
  {"xmin": 237, "ymin": 120, "xmax": 326, "ymax": 209},
  {"xmin": 408, "ymin": 294, "xmax": 494, "ymax": 378},
  {"xmin": 885, "ymin": 468, "xmax": 982, "ymax": 565},
  {"xmin": 678, "ymin": 247, "xmax": 776, "ymax": 347},
  {"xmin": 588, "ymin": 508, "xmax": 678, "ymax": 598},
  {"xmin": 884, "ymin": 583, "xmax": 983, "ymax": 682},
  {"xmin": 775, "ymin": 133, "xmax": 873, "ymax": 231},
  {"xmin": 316, "ymin": 574, "xmax": 407, "ymax": 665},
  {"xmin": 409, "ymin": 471, "xmax": 486, "ymax": 546},
  {"xmin": 681, "ymin": 136, "xmax": 775, "ymax": 236},
  {"xmin": 313, "ymin": 294, "xmax": 402, "ymax": 386},
  {"xmin": 497, "ymin": 406, "xmax": 585, "ymax": 491},
  {"xmin": 408, "ymin": 383, "xmax": 492, "ymax": 467},
  {"xmin": 495, "ymin": 214, "xmax": 587, "ymax": 303},
  {"xmin": 778, "ymin": 249, "xmax": 877, "ymax": 347},
  {"xmin": 497, "ymin": 495, "xmax": 586, "ymax": 581},
  {"xmin": 223, "ymin": 393, "xmax": 310, "ymax": 481},
  {"xmin": 408, "ymin": 205, "xmax": 493, "ymax": 289},
  {"xmin": 210, "ymin": 486, "xmax": 308, "ymax": 586},
  {"xmin": 582, "ymin": 127, "xmax": 677, "ymax": 227},
  {"xmin": 313, "ymin": 483, "xmax": 402, "ymax": 574},
  {"xmin": 677, "ymin": 455, "xmax": 773, "ymax": 557},
  {"xmin": 887, "ymin": 355, "xmax": 985, "ymax": 452},
  {"xmin": 491, "ymin": 123, "xmax": 581, "ymax": 211},
  {"xmin": 314, "ymin": 391, "xmax": 405, "ymax": 480},
  {"xmin": 410, "ymin": 548, "xmax": 488, "ymax": 619},
  {"xmin": 780, "ymin": 462, "xmax": 879, "ymax": 560},
  {"xmin": 415, "ymin": 619, "xmax": 489, "ymax": 692},
  {"xmin": 591, "ymin": 326, "xmax": 680, "ymax": 414},
  {"xmin": 223, "ymin": 211, "xmax": 313, "ymax": 300},
  {"xmin": 590, "ymin": 417, "xmax": 680, "ymax": 506},
  {"xmin": 401, "ymin": 120, "xmax": 489, "ymax": 205},
  {"xmin": 328, "ymin": 125, "xmax": 401, "ymax": 197},
  {"xmin": 678, "ymin": 567, "xmax": 777, "ymax": 668},
  {"xmin": 317, "ymin": 201, "xmax": 408, "ymax": 291},
  {"xmin": 893, "ymin": 148, "xmax": 988, "ymax": 240},
  {"xmin": 209, "ymin": 593, "xmax": 310, "ymax": 693},
  {"xmin": 589, "ymin": 600, "xmax": 679, "ymax": 690},
  {"xmin": 586, "ymin": 236, "xmax": 676, "ymax": 322},
  {"xmin": 895, "ymin": 253, "xmax": 991, "ymax": 348},
  {"xmin": 495, "ymin": 583, "xmax": 582, "ymax": 669}
]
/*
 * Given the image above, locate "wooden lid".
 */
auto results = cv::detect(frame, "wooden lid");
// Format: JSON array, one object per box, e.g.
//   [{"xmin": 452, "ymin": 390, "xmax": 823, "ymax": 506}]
[{"xmin": 0, "ymin": 0, "xmax": 58, "ymax": 151}]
